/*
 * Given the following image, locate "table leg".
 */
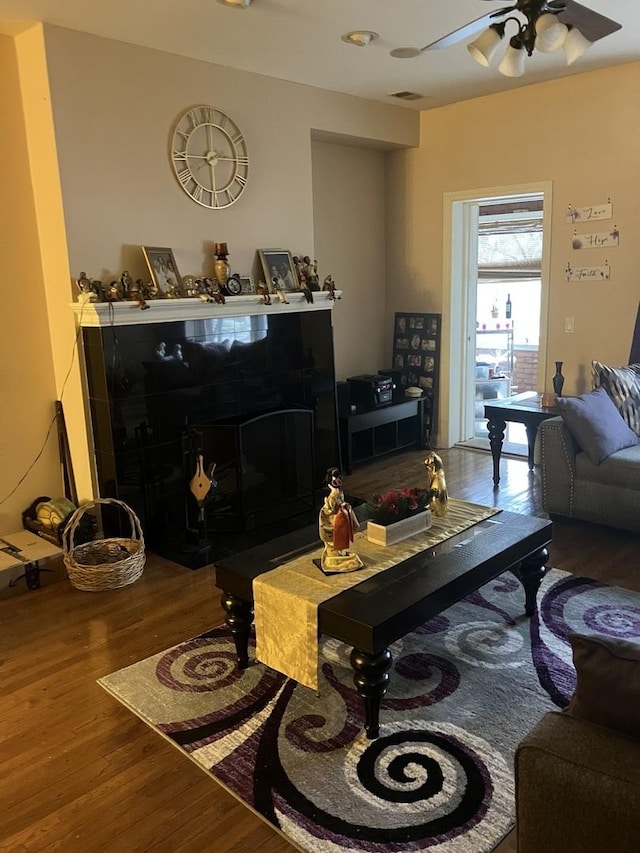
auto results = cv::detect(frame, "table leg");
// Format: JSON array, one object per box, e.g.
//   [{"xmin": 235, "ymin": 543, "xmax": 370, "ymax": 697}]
[
  {"xmin": 350, "ymin": 647, "xmax": 393, "ymax": 739},
  {"xmin": 220, "ymin": 592, "xmax": 254, "ymax": 669},
  {"xmin": 487, "ymin": 417, "xmax": 506, "ymax": 486},
  {"xmin": 524, "ymin": 422, "xmax": 538, "ymax": 471},
  {"xmin": 512, "ymin": 547, "xmax": 549, "ymax": 617}
]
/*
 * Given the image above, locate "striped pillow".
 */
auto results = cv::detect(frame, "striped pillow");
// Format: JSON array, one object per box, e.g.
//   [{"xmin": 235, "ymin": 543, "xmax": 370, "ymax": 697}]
[{"xmin": 592, "ymin": 361, "xmax": 640, "ymax": 436}]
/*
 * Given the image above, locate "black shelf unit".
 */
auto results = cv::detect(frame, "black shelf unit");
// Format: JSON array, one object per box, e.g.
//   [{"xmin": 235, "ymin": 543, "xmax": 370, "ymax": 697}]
[{"xmin": 339, "ymin": 397, "xmax": 426, "ymax": 474}]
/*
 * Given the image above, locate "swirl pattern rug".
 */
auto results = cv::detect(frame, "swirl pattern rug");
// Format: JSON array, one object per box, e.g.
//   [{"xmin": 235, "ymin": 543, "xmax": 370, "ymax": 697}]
[{"xmin": 99, "ymin": 569, "xmax": 640, "ymax": 852}]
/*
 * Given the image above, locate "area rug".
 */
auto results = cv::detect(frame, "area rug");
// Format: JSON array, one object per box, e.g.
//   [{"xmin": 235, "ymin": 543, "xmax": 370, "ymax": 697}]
[{"xmin": 99, "ymin": 569, "xmax": 640, "ymax": 852}]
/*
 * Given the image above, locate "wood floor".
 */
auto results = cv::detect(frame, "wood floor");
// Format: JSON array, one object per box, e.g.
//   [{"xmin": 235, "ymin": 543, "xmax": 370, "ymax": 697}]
[{"xmin": 2, "ymin": 446, "xmax": 639, "ymax": 852}]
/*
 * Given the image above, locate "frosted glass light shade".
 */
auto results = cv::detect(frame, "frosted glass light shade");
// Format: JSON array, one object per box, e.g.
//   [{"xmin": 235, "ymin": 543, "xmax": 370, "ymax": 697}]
[
  {"xmin": 498, "ymin": 43, "xmax": 526, "ymax": 77},
  {"xmin": 535, "ymin": 13, "xmax": 568, "ymax": 52},
  {"xmin": 563, "ymin": 27, "xmax": 592, "ymax": 64},
  {"xmin": 467, "ymin": 26, "xmax": 503, "ymax": 67}
]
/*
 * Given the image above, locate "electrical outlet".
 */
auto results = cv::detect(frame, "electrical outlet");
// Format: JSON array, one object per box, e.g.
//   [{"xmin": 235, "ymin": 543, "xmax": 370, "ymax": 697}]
[{"xmin": 565, "ymin": 317, "xmax": 574, "ymax": 333}]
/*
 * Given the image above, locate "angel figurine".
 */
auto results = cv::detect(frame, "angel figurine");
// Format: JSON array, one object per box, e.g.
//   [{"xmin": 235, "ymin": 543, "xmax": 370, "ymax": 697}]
[{"xmin": 318, "ymin": 467, "xmax": 363, "ymax": 573}]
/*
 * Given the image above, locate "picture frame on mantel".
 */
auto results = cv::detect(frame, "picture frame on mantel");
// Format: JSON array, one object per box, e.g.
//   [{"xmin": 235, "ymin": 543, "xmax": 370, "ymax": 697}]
[
  {"xmin": 258, "ymin": 249, "xmax": 297, "ymax": 293},
  {"xmin": 142, "ymin": 246, "xmax": 182, "ymax": 297},
  {"xmin": 238, "ymin": 274, "xmax": 255, "ymax": 295}
]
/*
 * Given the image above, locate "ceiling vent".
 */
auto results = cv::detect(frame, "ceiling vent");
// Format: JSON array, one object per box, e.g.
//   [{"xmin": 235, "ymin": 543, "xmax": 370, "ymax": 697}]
[{"xmin": 388, "ymin": 90, "xmax": 423, "ymax": 101}]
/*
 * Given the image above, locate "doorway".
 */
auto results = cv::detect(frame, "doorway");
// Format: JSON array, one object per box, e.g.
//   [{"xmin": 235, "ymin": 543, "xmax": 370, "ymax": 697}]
[
  {"xmin": 442, "ymin": 182, "xmax": 552, "ymax": 449},
  {"xmin": 469, "ymin": 196, "xmax": 544, "ymax": 450}
]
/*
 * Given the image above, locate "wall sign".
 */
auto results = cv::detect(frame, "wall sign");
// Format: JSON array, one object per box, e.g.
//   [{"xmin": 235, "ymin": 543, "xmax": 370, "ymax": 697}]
[
  {"xmin": 566, "ymin": 202, "xmax": 613, "ymax": 223},
  {"xmin": 565, "ymin": 262, "xmax": 610, "ymax": 282},
  {"xmin": 572, "ymin": 227, "xmax": 619, "ymax": 250}
]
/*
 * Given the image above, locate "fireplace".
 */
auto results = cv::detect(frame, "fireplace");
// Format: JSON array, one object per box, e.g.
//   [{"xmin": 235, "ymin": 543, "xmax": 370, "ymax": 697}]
[{"xmin": 77, "ymin": 296, "xmax": 339, "ymax": 566}]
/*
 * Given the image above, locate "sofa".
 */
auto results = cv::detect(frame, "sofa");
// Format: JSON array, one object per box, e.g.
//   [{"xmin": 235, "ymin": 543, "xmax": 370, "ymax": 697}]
[
  {"xmin": 515, "ymin": 710, "xmax": 640, "ymax": 852},
  {"xmin": 540, "ymin": 360, "xmax": 640, "ymax": 533},
  {"xmin": 515, "ymin": 633, "xmax": 640, "ymax": 853}
]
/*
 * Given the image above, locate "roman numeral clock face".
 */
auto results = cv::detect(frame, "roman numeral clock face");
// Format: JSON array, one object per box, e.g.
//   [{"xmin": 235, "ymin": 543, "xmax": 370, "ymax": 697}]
[{"xmin": 171, "ymin": 105, "xmax": 249, "ymax": 209}]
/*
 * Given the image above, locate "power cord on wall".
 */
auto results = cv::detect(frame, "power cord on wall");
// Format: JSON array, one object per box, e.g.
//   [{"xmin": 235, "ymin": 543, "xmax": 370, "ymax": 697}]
[{"xmin": 0, "ymin": 300, "xmax": 87, "ymax": 507}]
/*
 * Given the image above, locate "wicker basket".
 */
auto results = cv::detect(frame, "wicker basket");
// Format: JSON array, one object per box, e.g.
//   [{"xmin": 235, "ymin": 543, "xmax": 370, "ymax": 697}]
[{"xmin": 63, "ymin": 498, "xmax": 146, "ymax": 591}]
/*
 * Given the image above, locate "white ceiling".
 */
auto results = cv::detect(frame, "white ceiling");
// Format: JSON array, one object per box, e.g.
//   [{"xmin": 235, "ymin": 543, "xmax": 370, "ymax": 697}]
[{"xmin": 0, "ymin": 0, "xmax": 637, "ymax": 110}]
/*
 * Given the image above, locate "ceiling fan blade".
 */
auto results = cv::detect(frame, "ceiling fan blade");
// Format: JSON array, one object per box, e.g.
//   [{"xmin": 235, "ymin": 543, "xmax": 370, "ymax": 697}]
[
  {"xmin": 418, "ymin": 11, "xmax": 503, "ymax": 52},
  {"xmin": 557, "ymin": 0, "xmax": 622, "ymax": 42}
]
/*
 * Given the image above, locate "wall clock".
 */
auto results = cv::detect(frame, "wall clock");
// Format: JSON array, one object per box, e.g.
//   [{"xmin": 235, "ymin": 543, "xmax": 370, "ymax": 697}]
[{"xmin": 171, "ymin": 105, "xmax": 249, "ymax": 209}]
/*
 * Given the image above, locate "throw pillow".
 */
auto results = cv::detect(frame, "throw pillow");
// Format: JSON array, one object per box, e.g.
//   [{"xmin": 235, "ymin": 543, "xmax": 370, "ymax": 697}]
[
  {"xmin": 566, "ymin": 633, "xmax": 640, "ymax": 740},
  {"xmin": 592, "ymin": 360, "xmax": 640, "ymax": 436},
  {"xmin": 555, "ymin": 385, "xmax": 640, "ymax": 464}
]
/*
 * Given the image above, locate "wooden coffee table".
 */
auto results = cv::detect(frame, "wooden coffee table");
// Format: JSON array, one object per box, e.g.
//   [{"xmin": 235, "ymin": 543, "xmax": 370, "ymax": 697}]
[{"xmin": 215, "ymin": 509, "xmax": 551, "ymax": 739}]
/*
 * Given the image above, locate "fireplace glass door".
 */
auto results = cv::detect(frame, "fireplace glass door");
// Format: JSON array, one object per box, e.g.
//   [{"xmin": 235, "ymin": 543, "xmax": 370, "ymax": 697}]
[{"xmin": 196, "ymin": 408, "xmax": 315, "ymax": 533}]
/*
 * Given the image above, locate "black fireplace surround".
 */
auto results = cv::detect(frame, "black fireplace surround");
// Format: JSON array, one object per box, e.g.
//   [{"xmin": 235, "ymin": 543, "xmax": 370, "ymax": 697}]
[{"xmin": 82, "ymin": 310, "xmax": 339, "ymax": 566}]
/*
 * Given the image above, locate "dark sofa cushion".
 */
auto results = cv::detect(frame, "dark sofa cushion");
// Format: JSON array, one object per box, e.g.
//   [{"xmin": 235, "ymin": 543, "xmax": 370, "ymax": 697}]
[
  {"xmin": 566, "ymin": 633, "xmax": 640, "ymax": 740},
  {"xmin": 555, "ymin": 386, "xmax": 640, "ymax": 465}
]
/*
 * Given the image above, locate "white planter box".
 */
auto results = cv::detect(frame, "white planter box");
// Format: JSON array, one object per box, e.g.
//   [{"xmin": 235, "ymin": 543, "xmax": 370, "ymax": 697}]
[{"xmin": 366, "ymin": 509, "xmax": 432, "ymax": 547}]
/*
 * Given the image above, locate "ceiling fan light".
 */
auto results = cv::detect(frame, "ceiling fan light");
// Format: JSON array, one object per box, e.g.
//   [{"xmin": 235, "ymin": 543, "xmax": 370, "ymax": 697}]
[
  {"xmin": 534, "ymin": 13, "xmax": 568, "ymax": 53},
  {"xmin": 563, "ymin": 26, "xmax": 592, "ymax": 65},
  {"xmin": 498, "ymin": 42, "xmax": 526, "ymax": 77},
  {"xmin": 467, "ymin": 25, "xmax": 503, "ymax": 67}
]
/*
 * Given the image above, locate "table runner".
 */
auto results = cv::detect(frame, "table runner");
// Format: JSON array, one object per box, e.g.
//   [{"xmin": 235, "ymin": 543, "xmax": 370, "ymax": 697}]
[{"xmin": 253, "ymin": 499, "xmax": 501, "ymax": 690}]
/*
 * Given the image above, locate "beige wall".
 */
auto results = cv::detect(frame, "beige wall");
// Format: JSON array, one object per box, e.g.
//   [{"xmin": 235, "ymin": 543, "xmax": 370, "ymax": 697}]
[
  {"xmin": 387, "ymin": 62, "xmax": 640, "ymax": 423},
  {"xmin": 43, "ymin": 26, "xmax": 417, "ymax": 284},
  {"xmin": 0, "ymin": 31, "xmax": 61, "ymax": 533},
  {"xmin": 312, "ymin": 141, "xmax": 387, "ymax": 379},
  {"xmin": 0, "ymin": 23, "xmax": 418, "ymax": 533}
]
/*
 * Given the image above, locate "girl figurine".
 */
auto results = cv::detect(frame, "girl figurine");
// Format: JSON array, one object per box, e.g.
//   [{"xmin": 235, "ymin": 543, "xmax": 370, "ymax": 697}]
[{"xmin": 319, "ymin": 467, "xmax": 363, "ymax": 573}]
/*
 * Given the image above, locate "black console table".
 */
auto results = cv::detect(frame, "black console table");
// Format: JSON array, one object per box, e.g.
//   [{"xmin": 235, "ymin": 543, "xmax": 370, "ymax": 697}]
[{"xmin": 339, "ymin": 396, "xmax": 426, "ymax": 474}]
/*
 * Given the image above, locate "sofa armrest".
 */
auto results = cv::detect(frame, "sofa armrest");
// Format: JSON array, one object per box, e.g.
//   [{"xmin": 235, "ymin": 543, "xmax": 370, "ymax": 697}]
[
  {"xmin": 516, "ymin": 711, "xmax": 640, "ymax": 853},
  {"xmin": 540, "ymin": 416, "xmax": 577, "ymax": 517}
]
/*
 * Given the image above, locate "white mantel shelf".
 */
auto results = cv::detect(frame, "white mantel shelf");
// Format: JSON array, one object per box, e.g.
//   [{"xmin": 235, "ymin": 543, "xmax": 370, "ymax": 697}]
[{"xmin": 70, "ymin": 291, "xmax": 342, "ymax": 327}]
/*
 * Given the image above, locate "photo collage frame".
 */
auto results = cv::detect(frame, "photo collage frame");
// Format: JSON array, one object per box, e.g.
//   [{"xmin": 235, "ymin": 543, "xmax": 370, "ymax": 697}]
[{"xmin": 392, "ymin": 313, "xmax": 441, "ymax": 392}]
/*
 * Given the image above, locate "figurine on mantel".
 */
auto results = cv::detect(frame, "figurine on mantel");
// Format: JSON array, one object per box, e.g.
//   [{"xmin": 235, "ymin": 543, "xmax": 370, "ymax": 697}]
[
  {"xmin": 120, "ymin": 270, "xmax": 134, "ymax": 299},
  {"xmin": 137, "ymin": 279, "xmax": 154, "ymax": 307},
  {"xmin": 318, "ymin": 467, "xmax": 363, "ymax": 573},
  {"xmin": 292, "ymin": 256, "xmax": 307, "ymax": 288},
  {"xmin": 300, "ymin": 280, "xmax": 314, "ymax": 304},
  {"xmin": 292, "ymin": 256, "xmax": 313, "ymax": 301},
  {"xmin": 257, "ymin": 282, "xmax": 272, "ymax": 305},
  {"xmin": 106, "ymin": 280, "xmax": 124, "ymax": 301},
  {"xmin": 302, "ymin": 256, "xmax": 320, "ymax": 291},
  {"xmin": 322, "ymin": 275, "xmax": 339, "ymax": 300},
  {"xmin": 271, "ymin": 275, "xmax": 289, "ymax": 303},
  {"xmin": 75, "ymin": 270, "xmax": 157, "ymax": 305},
  {"xmin": 75, "ymin": 272, "xmax": 102, "ymax": 303},
  {"xmin": 197, "ymin": 277, "xmax": 225, "ymax": 304}
]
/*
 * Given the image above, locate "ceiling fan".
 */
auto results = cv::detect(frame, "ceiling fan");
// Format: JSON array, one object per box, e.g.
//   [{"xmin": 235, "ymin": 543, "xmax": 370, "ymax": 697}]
[{"xmin": 390, "ymin": 1, "xmax": 622, "ymax": 77}]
